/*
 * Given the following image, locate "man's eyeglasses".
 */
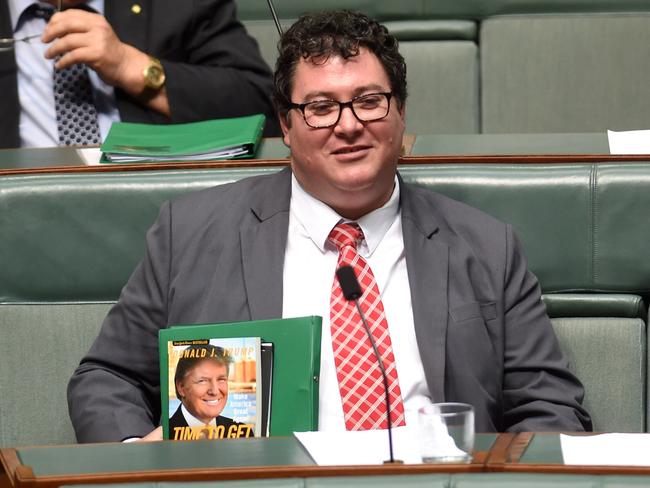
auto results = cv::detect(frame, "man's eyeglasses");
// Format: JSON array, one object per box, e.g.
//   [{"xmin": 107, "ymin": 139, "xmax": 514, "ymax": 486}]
[
  {"xmin": 0, "ymin": 0, "xmax": 62, "ymax": 52},
  {"xmin": 288, "ymin": 92, "xmax": 393, "ymax": 129}
]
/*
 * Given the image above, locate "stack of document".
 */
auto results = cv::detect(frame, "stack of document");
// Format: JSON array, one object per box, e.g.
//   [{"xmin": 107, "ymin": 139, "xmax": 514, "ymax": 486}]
[{"xmin": 100, "ymin": 114, "xmax": 265, "ymax": 163}]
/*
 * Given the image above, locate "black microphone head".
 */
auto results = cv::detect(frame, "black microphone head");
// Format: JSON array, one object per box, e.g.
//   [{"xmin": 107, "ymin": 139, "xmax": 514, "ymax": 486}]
[{"xmin": 336, "ymin": 266, "xmax": 362, "ymax": 300}]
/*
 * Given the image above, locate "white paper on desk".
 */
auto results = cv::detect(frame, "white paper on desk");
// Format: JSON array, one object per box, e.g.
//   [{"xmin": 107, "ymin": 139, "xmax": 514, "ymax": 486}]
[
  {"xmin": 294, "ymin": 426, "xmax": 422, "ymax": 465},
  {"xmin": 607, "ymin": 129, "xmax": 650, "ymax": 154},
  {"xmin": 561, "ymin": 433, "xmax": 650, "ymax": 465},
  {"xmin": 76, "ymin": 147, "xmax": 103, "ymax": 165}
]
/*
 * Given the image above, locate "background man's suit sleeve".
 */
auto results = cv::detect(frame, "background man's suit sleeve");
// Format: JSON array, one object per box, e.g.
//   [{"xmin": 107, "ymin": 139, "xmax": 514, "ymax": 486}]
[
  {"xmin": 67, "ymin": 202, "xmax": 172, "ymax": 443},
  {"xmin": 112, "ymin": 0, "xmax": 280, "ymax": 136}
]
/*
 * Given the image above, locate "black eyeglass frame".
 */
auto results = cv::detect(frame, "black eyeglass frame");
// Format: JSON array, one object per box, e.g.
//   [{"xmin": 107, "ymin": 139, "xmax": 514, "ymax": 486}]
[{"xmin": 287, "ymin": 91, "xmax": 394, "ymax": 129}]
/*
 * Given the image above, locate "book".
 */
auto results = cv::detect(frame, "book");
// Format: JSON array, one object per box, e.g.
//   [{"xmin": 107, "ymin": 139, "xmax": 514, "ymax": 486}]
[
  {"xmin": 100, "ymin": 114, "xmax": 265, "ymax": 163},
  {"xmin": 159, "ymin": 316, "xmax": 321, "ymax": 437},
  {"xmin": 161, "ymin": 336, "xmax": 263, "ymax": 440}
]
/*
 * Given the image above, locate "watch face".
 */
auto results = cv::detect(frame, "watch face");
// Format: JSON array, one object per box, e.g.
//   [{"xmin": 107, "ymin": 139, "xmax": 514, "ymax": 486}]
[{"xmin": 144, "ymin": 60, "xmax": 165, "ymax": 90}]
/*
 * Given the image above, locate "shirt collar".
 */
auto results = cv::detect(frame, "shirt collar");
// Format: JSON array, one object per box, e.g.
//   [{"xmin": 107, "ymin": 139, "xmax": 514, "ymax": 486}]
[
  {"xmin": 9, "ymin": 0, "xmax": 104, "ymax": 32},
  {"xmin": 181, "ymin": 404, "xmax": 217, "ymax": 427},
  {"xmin": 9, "ymin": 0, "xmax": 36, "ymax": 31},
  {"xmin": 290, "ymin": 173, "xmax": 401, "ymax": 255}
]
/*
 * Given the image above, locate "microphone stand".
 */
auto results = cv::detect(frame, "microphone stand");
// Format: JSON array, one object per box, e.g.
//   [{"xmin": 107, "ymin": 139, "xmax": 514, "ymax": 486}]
[
  {"xmin": 352, "ymin": 299, "xmax": 402, "ymax": 464},
  {"xmin": 336, "ymin": 266, "xmax": 403, "ymax": 464},
  {"xmin": 265, "ymin": 0, "xmax": 283, "ymax": 36}
]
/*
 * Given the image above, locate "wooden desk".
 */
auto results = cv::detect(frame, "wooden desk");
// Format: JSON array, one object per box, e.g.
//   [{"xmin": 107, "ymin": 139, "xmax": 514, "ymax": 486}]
[
  {"xmin": 4, "ymin": 432, "xmax": 650, "ymax": 488},
  {"xmin": 7, "ymin": 133, "xmax": 650, "ymax": 177},
  {"xmin": 0, "ymin": 435, "xmax": 496, "ymax": 488},
  {"xmin": 498, "ymin": 432, "xmax": 650, "ymax": 476}
]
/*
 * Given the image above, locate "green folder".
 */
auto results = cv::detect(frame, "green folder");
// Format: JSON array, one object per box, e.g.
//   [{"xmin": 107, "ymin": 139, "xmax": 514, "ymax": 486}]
[
  {"xmin": 100, "ymin": 114, "xmax": 265, "ymax": 163},
  {"xmin": 159, "ymin": 316, "xmax": 322, "ymax": 438}
]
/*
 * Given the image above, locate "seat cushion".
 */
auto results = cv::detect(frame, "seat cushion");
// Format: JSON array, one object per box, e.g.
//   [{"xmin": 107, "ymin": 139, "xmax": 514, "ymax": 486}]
[
  {"xmin": 0, "ymin": 302, "xmax": 113, "ymax": 447},
  {"xmin": 551, "ymin": 317, "xmax": 646, "ymax": 432}
]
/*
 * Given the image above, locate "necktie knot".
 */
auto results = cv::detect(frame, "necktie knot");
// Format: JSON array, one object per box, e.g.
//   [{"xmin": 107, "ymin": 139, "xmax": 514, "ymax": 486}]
[{"xmin": 328, "ymin": 223, "xmax": 363, "ymax": 252}]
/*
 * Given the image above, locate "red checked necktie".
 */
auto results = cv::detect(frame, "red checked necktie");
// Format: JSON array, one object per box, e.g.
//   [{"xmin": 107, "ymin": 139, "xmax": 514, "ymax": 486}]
[{"xmin": 328, "ymin": 222, "xmax": 406, "ymax": 430}]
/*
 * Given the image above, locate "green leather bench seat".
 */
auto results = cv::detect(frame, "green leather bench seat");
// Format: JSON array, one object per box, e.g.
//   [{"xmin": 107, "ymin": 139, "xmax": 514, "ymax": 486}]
[
  {"xmin": 5, "ymin": 163, "xmax": 650, "ymax": 300},
  {"xmin": 1, "ymin": 162, "xmax": 648, "ymax": 446}
]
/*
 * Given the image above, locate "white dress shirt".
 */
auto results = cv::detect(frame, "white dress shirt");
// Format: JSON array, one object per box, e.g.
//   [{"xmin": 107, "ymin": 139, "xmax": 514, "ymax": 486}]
[
  {"xmin": 9, "ymin": 0, "xmax": 120, "ymax": 147},
  {"xmin": 282, "ymin": 174, "xmax": 432, "ymax": 431}
]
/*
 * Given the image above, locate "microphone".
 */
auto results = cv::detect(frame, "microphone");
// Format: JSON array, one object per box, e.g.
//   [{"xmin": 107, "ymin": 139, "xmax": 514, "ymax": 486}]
[
  {"xmin": 265, "ymin": 0, "xmax": 283, "ymax": 36},
  {"xmin": 335, "ymin": 266, "xmax": 403, "ymax": 464}
]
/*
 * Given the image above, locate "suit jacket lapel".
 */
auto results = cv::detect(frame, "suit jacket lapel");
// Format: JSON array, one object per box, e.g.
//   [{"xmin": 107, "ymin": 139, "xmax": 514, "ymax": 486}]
[
  {"xmin": 240, "ymin": 167, "xmax": 292, "ymax": 320},
  {"xmin": 105, "ymin": 0, "xmax": 148, "ymax": 49},
  {"xmin": 400, "ymin": 176, "xmax": 449, "ymax": 403},
  {"xmin": 0, "ymin": 0, "xmax": 20, "ymax": 148}
]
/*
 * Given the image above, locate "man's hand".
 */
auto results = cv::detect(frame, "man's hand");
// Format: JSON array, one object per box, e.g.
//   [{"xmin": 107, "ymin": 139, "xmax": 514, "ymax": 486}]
[
  {"xmin": 137, "ymin": 426, "xmax": 163, "ymax": 442},
  {"xmin": 42, "ymin": 9, "xmax": 170, "ymax": 116}
]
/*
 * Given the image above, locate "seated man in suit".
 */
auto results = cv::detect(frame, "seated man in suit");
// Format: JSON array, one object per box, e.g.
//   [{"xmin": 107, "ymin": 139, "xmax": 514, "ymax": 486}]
[
  {"xmin": 68, "ymin": 10, "xmax": 592, "ymax": 442},
  {"xmin": 1, "ymin": 0, "xmax": 278, "ymax": 148}
]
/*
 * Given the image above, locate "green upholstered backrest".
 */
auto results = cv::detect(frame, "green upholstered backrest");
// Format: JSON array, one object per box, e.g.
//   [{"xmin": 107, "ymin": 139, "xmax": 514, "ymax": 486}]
[
  {"xmin": 0, "ymin": 303, "xmax": 112, "ymax": 447},
  {"xmin": 4, "ymin": 163, "xmax": 650, "ymax": 301},
  {"xmin": 396, "ymin": 38, "xmax": 478, "ymax": 135},
  {"xmin": 480, "ymin": 14, "xmax": 650, "ymax": 133},
  {"xmin": 0, "ymin": 168, "xmax": 277, "ymax": 302},
  {"xmin": 403, "ymin": 163, "xmax": 650, "ymax": 295}
]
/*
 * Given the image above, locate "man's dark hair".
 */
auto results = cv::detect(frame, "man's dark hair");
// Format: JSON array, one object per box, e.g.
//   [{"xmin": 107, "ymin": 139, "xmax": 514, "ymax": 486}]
[
  {"xmin": 273, "ymin": 10, "xmax": 407, "ymax": 119},
  {"xmin": 173, "ymin": 344, "xmax": 231, "ymax": 399}
]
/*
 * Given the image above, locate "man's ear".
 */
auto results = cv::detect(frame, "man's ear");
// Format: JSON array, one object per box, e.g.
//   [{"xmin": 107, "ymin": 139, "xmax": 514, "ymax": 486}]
[{"xmin": 278, "ymin": 112, "xmax": 291, "ymax": 147}]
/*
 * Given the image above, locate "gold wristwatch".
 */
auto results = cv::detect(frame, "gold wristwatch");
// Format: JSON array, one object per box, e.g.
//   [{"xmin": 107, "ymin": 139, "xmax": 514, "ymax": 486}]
[{"xmin": 142, "ymin": 56, "xmax": 166, "ymax": 91}]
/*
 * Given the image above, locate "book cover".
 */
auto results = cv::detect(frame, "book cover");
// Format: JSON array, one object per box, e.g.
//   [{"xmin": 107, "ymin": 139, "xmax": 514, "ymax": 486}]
[
  {"xmin": 100, "ymin": 114, "xmax": 265, "ymax": 163},
  {"xmin": 160, "ymin": 316, "xmax": 321, "ymax": 437},
  {"xmin": 163, "ymin": 337, "xmax": 262, "ymax": 441}
]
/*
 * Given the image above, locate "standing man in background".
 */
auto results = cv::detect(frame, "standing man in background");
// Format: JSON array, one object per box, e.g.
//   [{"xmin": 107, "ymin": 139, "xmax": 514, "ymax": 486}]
[{"xmin": 0, "ymin": 0, "xmax": 279, "ymax": 148}]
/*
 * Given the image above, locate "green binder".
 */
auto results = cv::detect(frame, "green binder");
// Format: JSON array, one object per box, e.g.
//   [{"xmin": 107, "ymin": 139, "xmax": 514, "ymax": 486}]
[
  {"xmin": 100, "ymin": 114, "xmax": 265, "ymax": 163},
  {"xmin": 159, "ymin": 316, "xmax": 321, "ymax": 438}
]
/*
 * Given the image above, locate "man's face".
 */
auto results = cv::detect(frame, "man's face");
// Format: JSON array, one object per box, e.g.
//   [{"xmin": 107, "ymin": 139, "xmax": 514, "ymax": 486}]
[
  {"xmin": 280, "ymin": 47, "xmax": 405, "ymax": 220},
  {"xmin": 177, "ymin": 361, "xmax": 229, "ymax": 424}
]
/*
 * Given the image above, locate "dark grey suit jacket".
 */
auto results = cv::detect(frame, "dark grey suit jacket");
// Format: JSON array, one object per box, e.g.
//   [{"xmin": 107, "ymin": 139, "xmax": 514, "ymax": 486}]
[
  {"xmin": 0, "ymin": 0, "xmax": 279, "ymax": 148},
  {"xmin": 68, "ymin": 167, "xmax": 591, "ymax": 442}
]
